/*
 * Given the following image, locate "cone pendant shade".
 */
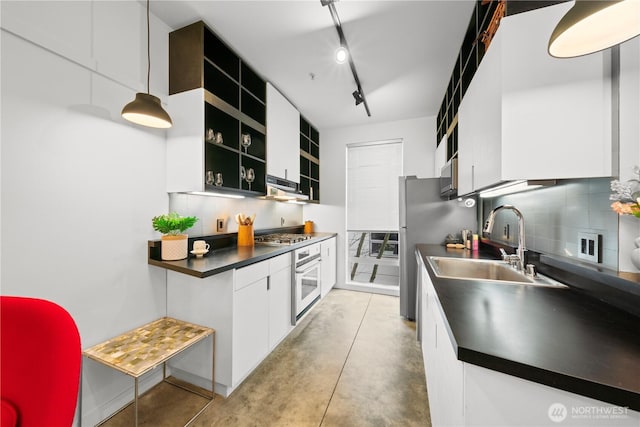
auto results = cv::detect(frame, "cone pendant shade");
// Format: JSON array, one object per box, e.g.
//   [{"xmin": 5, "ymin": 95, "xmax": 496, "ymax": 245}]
[
  {"xmin": 120, "ymin": 0, "xmax": 172, "ymax": 129},
  {"xmin": 549, "ymin": 0, "xmax": 640, "ymax": 58},
  {"xmin": 122, "ymin": 93, "xmax": 172, "ymax": 128}
]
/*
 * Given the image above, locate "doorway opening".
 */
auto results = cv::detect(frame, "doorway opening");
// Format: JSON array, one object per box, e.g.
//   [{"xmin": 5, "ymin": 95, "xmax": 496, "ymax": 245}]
[{"xmin": 345, "ymin": 139, "xmax": 402, "ymax": 295}]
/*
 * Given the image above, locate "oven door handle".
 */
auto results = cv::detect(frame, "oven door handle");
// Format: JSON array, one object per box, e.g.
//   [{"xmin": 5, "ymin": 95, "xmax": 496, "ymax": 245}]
[{"xmin": 295, "ymin": 259, "xmax": 321, "ymax": 274}]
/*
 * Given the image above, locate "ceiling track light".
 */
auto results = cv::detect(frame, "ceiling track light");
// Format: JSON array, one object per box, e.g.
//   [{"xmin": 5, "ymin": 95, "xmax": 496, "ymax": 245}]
[
  {"xmin": 321, "ymin": 0, "xmax": 371, "ymax": 117},
  {"xmin": 335, "ymin": 46, "xmax": 348, "ymax": 64},
  {"xmin": 121, "ymin": 0, "xmax": 173, "ymax": 128},
  {"xmin": 352, "ymin": 90, "xmax": 363, "ymax": 105},
  {"xmin": 548, "ymin": 0, "xmax": 640, "ymax": 58}
]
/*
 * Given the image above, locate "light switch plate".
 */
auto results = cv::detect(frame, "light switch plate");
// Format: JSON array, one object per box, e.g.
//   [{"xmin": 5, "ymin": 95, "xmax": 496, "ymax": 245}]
[
  {"xmin": 577, "ymin": 232, "xmax": 601, "ymax": 263},
  {"xmin": 217, "ymin": 218, "xmax": 224, "ymax": 232}
]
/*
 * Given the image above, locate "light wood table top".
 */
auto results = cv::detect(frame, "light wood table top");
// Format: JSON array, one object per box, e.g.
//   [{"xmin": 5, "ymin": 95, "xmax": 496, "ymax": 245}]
[{"xmin": 83, "ymin": 317, "xmax": 214, "ymax": 378}]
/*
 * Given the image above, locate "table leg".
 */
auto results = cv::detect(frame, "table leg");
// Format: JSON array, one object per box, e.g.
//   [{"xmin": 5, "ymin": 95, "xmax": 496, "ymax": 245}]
[
  {"xmin": 212, "ymin": 332, "xmax": 216, "ymax": 398},
  {"xmin": 134, "ymin": 377, "xmax": 139, "ymax": 427}
]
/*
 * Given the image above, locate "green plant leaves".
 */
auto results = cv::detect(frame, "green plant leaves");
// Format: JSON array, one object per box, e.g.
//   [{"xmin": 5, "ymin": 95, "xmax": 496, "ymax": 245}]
[{"xmin": 152, "ymin": 212, "xmax": 198, "ymax": 235}]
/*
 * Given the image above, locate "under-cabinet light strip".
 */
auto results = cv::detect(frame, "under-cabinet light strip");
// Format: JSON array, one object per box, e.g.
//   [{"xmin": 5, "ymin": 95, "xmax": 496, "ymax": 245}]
[{"xmin": 186, "ymin": 191, "xmax": 246, "ymax": 199}]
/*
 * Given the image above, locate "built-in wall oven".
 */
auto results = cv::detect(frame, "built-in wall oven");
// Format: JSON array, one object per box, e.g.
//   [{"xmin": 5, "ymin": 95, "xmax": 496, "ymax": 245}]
[{"xmin": 291, "ymin": 243, "xmax": 322, "ymax": 324}]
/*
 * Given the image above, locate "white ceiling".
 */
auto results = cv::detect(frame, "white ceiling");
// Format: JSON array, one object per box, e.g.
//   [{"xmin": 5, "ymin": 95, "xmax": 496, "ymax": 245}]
[{"xmin": 151, "ymin": 0, "xmax": 476, "ymax": 130}]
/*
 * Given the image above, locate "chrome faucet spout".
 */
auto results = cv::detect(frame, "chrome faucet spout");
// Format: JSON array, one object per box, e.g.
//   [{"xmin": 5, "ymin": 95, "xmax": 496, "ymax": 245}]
[{"xmin": 483, "ymin": 205, "xmax": 526, "ymax": 270}]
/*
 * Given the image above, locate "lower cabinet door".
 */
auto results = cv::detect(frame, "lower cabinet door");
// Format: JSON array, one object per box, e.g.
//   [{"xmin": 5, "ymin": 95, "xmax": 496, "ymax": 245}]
[
  {"xmin": 321, "ymin": 237, "xmax": 337, "ymax": 297},
  {"xmin": 268, "ymin": 266, "xmax": 292, "ymax": 350},
  {"xmin": 420, "ymin": 261, "xmax": 465, "ymax": 426},
  {"xmin": 233, "ymin": 277, "xmax": 269, "ymax": 385}
]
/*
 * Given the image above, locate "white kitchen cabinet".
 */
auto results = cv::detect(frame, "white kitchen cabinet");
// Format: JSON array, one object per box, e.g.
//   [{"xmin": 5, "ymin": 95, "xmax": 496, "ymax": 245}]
[
  {"xmin": 321, "ymin": 237, "xmax": 337, "ymax": 297},
  {"xmin": 417, "ymin": 257, "xmax": 640, "ymax": 426},
  {"xmin": 434, "ymin": 138, "xmax": 448, "ymax": 178},
  {"xmin": 457, "ymin": 3, "xmax": 612, "ymax": 195},
  {"xmin": 166, "ymin": 253, "xmax": 293, "ymax": 396},
  {"xmin": 266, "ymin": 83, "xmax": 300, "ymax": 183},
  {"xmin": 268, "ymin": 253, "xmax": 293, "ymax": 350},
  {"xmin": 457, "ymin": 34, "xmax": 501, "ymax": 195},
  {"xmin": 232, "ymin": 275, "xmax": 269, "ymax": 385},
  {"xmin": 417, "ymin": 255, "xmax": 464, "ymax": 426},
  {"xmin": 234, "ymin": 254, "xmax": 293, "ymax": 384}
]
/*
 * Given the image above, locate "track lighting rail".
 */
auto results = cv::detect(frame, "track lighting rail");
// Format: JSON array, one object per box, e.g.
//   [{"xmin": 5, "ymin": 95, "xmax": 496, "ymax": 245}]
[{"xmin": 322, "ymin": 0, "xmax": 371, "ymax": 117}]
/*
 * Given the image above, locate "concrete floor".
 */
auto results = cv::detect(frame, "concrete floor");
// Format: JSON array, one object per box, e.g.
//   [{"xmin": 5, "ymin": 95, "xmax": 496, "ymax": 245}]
[{"xmin": 102, "ymin": 289, "xmax": 430, "ymax": 426}]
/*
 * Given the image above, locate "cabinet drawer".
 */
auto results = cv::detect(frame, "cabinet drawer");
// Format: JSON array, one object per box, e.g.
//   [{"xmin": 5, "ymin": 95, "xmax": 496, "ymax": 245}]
[
  {"xmin": 269, "ymin": 253, "xmax": 292, "ymax": 274},
  {"xmin": 235, "ymin": 261, "xmax": 269, "ymax": 291}
]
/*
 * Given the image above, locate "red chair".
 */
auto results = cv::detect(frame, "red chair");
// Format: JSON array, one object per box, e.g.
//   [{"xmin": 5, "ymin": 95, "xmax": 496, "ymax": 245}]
[{"xmin": 1, "ymin": 296, "xmax": 81, "ymax": 427}]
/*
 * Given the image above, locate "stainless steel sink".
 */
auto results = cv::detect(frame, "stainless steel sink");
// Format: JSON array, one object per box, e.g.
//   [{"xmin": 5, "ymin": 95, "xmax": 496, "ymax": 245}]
[{"xmin": 426, "ymin": 257, "xmax": 567, "ymax": 288}]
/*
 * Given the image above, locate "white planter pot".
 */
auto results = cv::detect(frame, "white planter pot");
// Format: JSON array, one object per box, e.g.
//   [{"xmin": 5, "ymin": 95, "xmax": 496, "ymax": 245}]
[{"xmin": 161, "ymin": 234, "xmax": 188, "ymax": 260}]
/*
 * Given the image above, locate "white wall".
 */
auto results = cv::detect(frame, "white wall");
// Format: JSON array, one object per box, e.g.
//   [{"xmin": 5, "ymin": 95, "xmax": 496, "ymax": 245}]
[
  {"xmin": 304, "ymin": 116, "xmax": 435, "ymax": 288},
  {"xmin": 169, "ymin": 193, "xmax": 302, "ymax": 234},
  {"xmin": 1, "ymin": 2, "xmax": 170, "ymax": 424},
  {"xmin": 618, "ymin": 37, "xmax": 640, "ymax": 272}
]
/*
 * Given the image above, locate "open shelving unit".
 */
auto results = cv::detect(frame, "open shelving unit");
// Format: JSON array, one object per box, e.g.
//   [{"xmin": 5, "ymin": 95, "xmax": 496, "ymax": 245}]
[
  {"xmin": 169, "ymin": 21, "xmax": 267, "ymax": 195},
  {"xmin": 299, "ymin": 115, "xmax": 320, "ymax": 203},
  {"xmin": 435, "ymin": 0, "xmax": 504, "ymax": 161},
  {"xmin": 436, "ymin": 0, "xmax": 568, "ymax": 160}
]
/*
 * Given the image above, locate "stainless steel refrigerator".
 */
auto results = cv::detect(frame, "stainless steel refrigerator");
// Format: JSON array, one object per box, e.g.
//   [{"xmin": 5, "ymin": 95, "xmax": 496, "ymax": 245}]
[{"xmin": 399, "ymin": 176, "xmax": 476, "ymax": 320}]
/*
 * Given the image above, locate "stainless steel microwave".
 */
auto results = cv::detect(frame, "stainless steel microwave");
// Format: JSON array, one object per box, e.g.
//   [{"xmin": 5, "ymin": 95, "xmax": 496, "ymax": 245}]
[{"xmin": 440, "ymin": 158, "xmax": 458, "ymax": 197}]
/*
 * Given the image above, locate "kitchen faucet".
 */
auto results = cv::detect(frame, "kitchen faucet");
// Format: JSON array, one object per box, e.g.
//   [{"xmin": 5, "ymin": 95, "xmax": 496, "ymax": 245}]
[{"xmin": 483, "ymin": 205, "xmax": 526, "ymax": 271}]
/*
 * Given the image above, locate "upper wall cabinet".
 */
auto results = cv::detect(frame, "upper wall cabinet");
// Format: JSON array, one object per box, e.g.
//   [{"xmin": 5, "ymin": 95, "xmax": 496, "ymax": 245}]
[
  {"xmin": 167, "ymin": 22, "xmax": 267, "ymax": 194},
  {"xmin": 457, "ymin": 3, "xmax": 612, "ymax": 195},
  {"xmin": 435, "ymin": 0, "xmax": 504, "ymax": 159},
  {"xmin": 266, "ymin": 83, "xmax": 300, "ymax": 183},
  {"xmin": 299, "ymin": 116, "xmax": 320, "ymax": 203}
]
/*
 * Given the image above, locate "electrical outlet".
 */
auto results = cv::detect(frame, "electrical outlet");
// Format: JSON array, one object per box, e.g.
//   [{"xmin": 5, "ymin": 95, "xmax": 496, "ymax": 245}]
[
  {"xmin": 217, "ymin": 218, "xmax": 224, "ymax": 232},
  {"xmin": 577, "ymin": 232, "xmax": 602, "ymax": 263}
]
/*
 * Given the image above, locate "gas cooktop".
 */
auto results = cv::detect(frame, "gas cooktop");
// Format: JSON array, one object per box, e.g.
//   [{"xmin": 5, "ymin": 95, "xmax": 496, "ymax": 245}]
[{"xmin": 254, "ymin": 233, "xmax": 312, "ymax": 246}]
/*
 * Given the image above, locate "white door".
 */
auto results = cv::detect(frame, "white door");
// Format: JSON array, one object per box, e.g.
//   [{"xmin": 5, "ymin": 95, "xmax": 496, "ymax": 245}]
[{"xmin": 346, "ymin": 140, "xmax": 402, "ymax": 294}]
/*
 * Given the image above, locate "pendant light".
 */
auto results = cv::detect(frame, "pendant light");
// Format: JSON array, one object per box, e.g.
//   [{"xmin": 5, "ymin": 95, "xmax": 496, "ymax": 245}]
[
  {"xmin": 121, "ymin": 0, "xmax": 172, "ymax": 128},
  {"xmin": 548, "ymin": 0, "xmax": 640, "ymax": 58}
]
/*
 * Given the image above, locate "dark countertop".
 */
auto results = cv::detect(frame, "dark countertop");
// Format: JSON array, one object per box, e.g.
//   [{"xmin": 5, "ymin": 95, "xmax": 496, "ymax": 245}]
[
  {"xmin": 149, "ymin": 232, "xmax": 336, "ymax": 278},
  {"xmin": 416, "ymin": 244, "xmax": 640, "ymax": 411}
]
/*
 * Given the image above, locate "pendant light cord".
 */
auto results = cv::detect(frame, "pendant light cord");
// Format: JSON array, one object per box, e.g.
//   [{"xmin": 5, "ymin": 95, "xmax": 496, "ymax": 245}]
[{"xmin": 146, "ymin": 0, "xmax": 151, "ymax": 94}]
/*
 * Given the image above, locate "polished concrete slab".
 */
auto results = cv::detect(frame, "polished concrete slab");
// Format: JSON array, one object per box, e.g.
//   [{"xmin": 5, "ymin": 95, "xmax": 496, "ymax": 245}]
[{"xmin": 101, "ymin": 289, "xmax": 430, "ymax": 426}]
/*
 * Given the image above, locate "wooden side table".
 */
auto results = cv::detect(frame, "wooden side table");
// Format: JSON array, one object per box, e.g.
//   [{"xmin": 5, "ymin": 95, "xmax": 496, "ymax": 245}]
[{"xmin": 83, "ymin": 317, "xmax": 215, "ymax": 426}]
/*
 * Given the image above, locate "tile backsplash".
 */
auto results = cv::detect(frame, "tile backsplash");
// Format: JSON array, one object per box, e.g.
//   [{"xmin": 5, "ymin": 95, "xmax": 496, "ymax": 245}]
[
  {"xmin": 169, "ymin": 193, "xmax": 303, "ymax": 237},
  {"xmin": 481, "ymin": 178, "xmax": 618, "ymax": 268}
]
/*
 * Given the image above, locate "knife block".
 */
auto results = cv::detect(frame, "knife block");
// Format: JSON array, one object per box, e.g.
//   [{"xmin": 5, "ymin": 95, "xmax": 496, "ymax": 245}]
[{"xmin": 237, "ymin": 224, "xmax": 254, "ymax": 246}]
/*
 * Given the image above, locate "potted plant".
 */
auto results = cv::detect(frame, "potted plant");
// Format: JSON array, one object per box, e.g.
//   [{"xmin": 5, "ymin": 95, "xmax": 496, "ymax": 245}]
[{"xmin": 152, "ymin": 212, "xmax": 198, "ymax": 260}]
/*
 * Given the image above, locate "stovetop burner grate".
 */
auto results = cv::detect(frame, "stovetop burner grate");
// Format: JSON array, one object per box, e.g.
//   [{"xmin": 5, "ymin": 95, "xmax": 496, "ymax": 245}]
[{"xmin": 255, "ymin": 233, "xmax": 312, "ymax": 245}]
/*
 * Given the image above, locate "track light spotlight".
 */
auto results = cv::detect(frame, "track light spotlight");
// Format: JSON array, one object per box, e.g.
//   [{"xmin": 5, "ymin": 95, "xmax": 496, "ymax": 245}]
[
  {"xmin": 352, "ymin": 90, "xmax": 364, "ymax": 106},
  {"xmin": 335, "ymin": 46, "xmax": 348, "ymax": 64}
]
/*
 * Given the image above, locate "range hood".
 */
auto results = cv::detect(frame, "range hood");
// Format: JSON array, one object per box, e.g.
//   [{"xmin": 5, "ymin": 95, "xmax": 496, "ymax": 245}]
[{"xmin": 263, "ymin": 175, "xmax": 309, "ymax": 203}]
